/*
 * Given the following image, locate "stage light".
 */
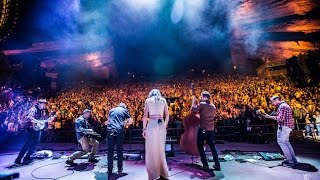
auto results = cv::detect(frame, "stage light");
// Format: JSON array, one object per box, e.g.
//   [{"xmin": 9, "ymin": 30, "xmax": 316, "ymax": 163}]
[
  {"xmin": 171, "ymin": 0, "xmax": 184, "ymax": 24},
  {"xmin": 126, "ymin": 0, "xmax": 160, "ymax": 11},
  {"xmin": 184, "ymin": 0, "xmax": 205, "ymax": 22}
]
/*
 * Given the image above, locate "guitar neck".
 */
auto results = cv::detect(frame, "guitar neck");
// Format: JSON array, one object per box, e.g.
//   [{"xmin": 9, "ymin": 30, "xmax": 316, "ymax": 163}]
[{"xmin": 31, "ymin": 116, "xmax": 55, "ymax": 123}]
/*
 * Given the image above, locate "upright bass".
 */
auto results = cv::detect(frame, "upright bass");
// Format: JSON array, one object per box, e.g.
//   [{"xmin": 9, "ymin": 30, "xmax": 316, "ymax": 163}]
[{"xmin": 180, "ymin": 83, "xmax": 201, "ymax": 155}]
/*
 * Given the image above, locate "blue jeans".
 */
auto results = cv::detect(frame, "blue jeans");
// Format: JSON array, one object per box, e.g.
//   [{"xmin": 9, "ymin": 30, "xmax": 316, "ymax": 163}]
[
  {"xmin": 107, "ymin": 129, "xmax": 124, "ymax": 172},
  {"xmin": 277, "ymin": 126, "xmax": 297, "ymax": 164},
  {"xmin": 316, "ymin": 124, "xmax": 320, "ymax": 136},
  {"xmin": 305, "ymin": 124, "xmax": 314, "ymax": 136}
]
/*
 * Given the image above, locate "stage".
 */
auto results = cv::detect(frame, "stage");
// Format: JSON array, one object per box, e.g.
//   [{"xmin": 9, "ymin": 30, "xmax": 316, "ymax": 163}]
[{"xmin": 1, "ymin": 142, "xmax": 319, "ymax": 180}]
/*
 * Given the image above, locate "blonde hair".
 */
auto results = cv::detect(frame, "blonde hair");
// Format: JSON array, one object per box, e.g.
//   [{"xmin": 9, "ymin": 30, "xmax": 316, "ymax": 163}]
[{"xmin": 148, "ymin": 89, "xmax": 162, "ymax": 102}]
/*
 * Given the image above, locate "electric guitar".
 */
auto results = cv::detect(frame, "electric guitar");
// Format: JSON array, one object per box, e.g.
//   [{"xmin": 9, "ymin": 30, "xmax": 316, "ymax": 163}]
[
  {"xmin": 83, "ymin": 121, "xmax": 101, "ymax": 138},
  {"xmin": 32, "ymin": 114, "xmax": 56, "ymax": 131},
  {"xmin": 256, "ymin": 110, "xmax": 276, "ymax": 120},
  {"xmin": 256, "ymin": 110, "xmax": 268, "ymax": 117},
  {"xmin": 83, "ymin": 130, "xmax": 101, "ymax": 138}
]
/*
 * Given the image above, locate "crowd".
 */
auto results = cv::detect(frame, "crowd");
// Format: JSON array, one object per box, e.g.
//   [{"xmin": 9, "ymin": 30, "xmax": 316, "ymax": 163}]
[{"xmin": 0, "ymin": 74, "xmax": 320, "ymax": 139}]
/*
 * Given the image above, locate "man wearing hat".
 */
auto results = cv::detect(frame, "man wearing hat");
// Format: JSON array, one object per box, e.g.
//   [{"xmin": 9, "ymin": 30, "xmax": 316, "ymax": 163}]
[
  {"xmin": 264, "ymin": 95, "xmax": 298, "ymax": 166},
  {"xmin": 65, "ymin": 109, "xmax": 99, "ymax": 165},
  {"xmin": 106, "ymin": 103, "xmax": 132, "ymax": 174},
  {"xmin": 14, "ymin": 99, "xmax": 49, "ymax": 164}
]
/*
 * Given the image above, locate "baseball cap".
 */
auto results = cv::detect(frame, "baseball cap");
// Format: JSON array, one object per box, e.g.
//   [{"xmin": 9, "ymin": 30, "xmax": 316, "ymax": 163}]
[
  {"xmin": 38, "ymin": 99, "xmax": 48, "ymax": 103},
  {"xmin": 270, "ymin": 95, "xmax": 280, "ymax": 101},
  {"xmin": 83, "ymin": 109, "xmax": 92, "ymax": 114},
  {"xmin": 118, "ymin": 103, "xmax": 127, "ymax": 109}
]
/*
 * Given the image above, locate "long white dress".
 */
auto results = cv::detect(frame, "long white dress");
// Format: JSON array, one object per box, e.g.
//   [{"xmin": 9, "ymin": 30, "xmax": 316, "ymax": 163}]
[{"xmin": 145, "ymin": 97, "xmax": 169, "ymax": 180}]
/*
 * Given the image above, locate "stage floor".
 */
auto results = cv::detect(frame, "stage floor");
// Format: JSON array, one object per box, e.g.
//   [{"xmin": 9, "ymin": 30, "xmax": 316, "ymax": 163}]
[{"xmin": 1, "ymin": 142, "xmax": 320, "ymax": 180}]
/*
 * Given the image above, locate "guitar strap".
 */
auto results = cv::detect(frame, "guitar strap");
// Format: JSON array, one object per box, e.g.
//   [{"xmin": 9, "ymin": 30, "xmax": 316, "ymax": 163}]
[
  {"xmin": 275, "ymin": 101, "xmax": 285, "ymax": 130},
  {"xmin": 274, "ymin": 102, "xmax": 285, "ymax": 115},
  {"xmin": 85, "ymin": 119, "xmax": 92, "ymax": 129},
  {"xmin": 85, "ymin": 119, "xmax": 99, "ymax": 138}
]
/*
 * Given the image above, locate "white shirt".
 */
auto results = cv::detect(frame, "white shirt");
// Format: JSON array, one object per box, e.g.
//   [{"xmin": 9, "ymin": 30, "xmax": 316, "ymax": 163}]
[{"xmin": 313, "ymin": 115, "xmax": 320, "ymax": 123}]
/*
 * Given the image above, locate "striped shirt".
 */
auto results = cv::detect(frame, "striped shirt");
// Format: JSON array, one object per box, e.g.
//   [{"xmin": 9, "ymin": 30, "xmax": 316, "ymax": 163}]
[{"xmin": 275, "ymin": 101, "xmax": 294, "ymax": 129}]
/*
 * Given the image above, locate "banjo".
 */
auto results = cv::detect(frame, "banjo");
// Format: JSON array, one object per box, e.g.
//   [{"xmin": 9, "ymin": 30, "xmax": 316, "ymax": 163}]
[{"xmin": 32, "ymin": 113, "xmax": 56, "ymax": 131}]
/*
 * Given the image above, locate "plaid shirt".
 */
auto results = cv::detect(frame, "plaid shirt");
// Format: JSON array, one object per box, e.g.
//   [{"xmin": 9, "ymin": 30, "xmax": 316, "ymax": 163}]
[
  {"xmin": 275, "ymin": 101, "xmax": 294, "ymax": 129},
  {"xmin": 27, "ymin": 106, "xmax": 37, "ymax": 120},
  {"xmin": 24, "ymin": 106, "xmax": 39, "ymax": 128}
]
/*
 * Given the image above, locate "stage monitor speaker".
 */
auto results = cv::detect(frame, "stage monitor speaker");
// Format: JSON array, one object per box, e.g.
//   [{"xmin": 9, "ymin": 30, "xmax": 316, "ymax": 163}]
[
  {"xmin": 165, "ymin": 144, "xmax": 174, "ymax": 157},
  {"xmin": 259, "ymin": 152, "xmax": 285, "ymax": 161},
  {"xmin": 122, "ymin": 153, "xmax": 142, "ymax": 161}
]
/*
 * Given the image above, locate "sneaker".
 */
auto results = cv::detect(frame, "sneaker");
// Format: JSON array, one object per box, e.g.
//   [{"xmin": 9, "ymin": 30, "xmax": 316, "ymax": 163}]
[
  {"xmin": 158, "ymin": 176, "xmax": 169, "ymax": 180},
  {"xmin": 22, "ymin": 158, "xmax": 33, "ymax": 163},
  {"xmin": 282, "ymin": 160, "xmax": 296, "ymax": 167},
  {"xmin": 14, "ymin": 160, "xmax": 22, "ymax": 165},
  {"xmin": 88, "ymin": 158, "xmax": 99, "ymax": 163},
  {"xmin": 118, "ymin": 167, "xmax": 123, "ymax": 173},
  {"xmin": 201, "ymin": 166, "xmax": 210, "ymax": 172},
  {"xmin": 65, "ymin": 159, "xmax": 76, "ymax": 166},
  {"xmin": 213, "ymin": 165, "xmax": 221, "ymax": 171}
]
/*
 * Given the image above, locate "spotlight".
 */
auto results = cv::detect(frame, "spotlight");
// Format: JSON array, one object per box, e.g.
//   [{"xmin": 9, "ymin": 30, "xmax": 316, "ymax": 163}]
[{"xmin": 126, "ymin": 0, "xmax": 160, "ymax": 11}]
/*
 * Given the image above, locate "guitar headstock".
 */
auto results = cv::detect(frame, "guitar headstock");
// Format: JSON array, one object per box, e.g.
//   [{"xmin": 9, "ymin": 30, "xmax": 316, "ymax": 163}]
[{"xmin": 256, "ymin": 110, "xmax": 267, "ymax": 116}]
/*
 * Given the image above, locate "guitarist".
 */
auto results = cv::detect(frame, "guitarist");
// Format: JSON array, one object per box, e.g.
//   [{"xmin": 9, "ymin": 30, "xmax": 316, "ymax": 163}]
[
  {"xmin": 65, "ymin": 109, "xmax": 99, "ymax": 165},
  {"xmin": 260, "ymin": 95, "xmax": 298, "ymax": 166},
  {"xmin": 14, "ymin": 99, "xmax": 48, "ymax": 165},
  {"xmin": 192, "ymin": 91, "xmax": 220, "ymax": 171},
  {"xmin": 105, "ymin": 103, "xmax": 132, "ymax": 174}
]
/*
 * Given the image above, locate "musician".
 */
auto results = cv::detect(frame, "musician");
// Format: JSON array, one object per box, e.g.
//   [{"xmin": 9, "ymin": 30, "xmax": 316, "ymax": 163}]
[
  {"xmin": 106, "ymin": 103, "xmax": 132, "ymax": 174},
  {"xmin": 192, "ymin": 91, "xmax": 220, "ymax": 171},
  {"xmin": 263, "ymin": 95, "xmax": 298, "ymax": 166},
  {"xmin": 65, "ymin": 109, "xmax": 99, "ymax": 165},
  {"xmin": 14, "ymin": 99, "xmax": 48, "ymax": 165}
]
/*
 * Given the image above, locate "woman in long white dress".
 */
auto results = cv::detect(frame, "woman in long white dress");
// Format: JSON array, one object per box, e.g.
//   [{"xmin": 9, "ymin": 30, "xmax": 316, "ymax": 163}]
[{"xmin": 142, "ymin": 89, "xmax": 169, "ymax": 180}]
